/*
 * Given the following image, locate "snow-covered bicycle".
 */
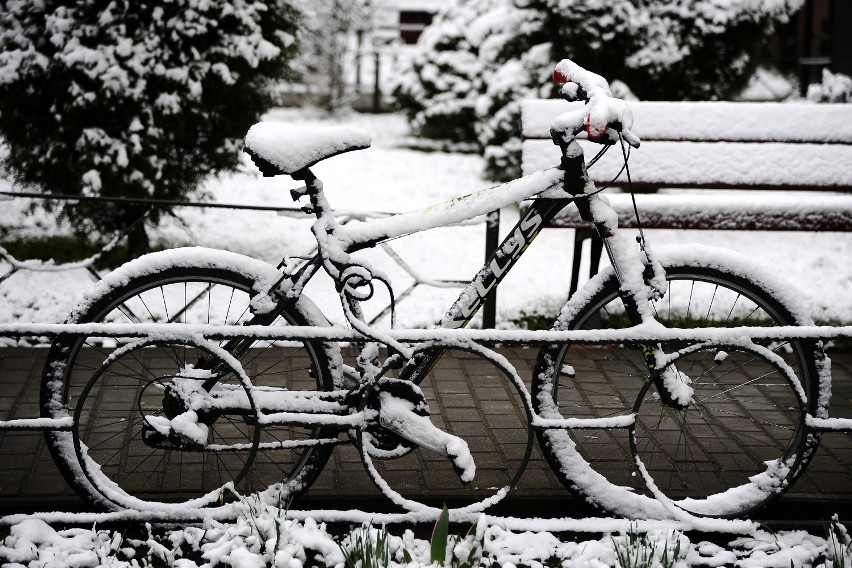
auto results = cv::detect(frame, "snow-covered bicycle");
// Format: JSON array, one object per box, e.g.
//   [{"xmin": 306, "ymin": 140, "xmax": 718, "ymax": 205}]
[{"xmin": 39, "ymin": 60, "xmax": 830, "ymax": 519}]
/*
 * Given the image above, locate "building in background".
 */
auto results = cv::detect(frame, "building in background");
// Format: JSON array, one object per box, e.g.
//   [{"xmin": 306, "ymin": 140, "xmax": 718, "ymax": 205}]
[
  {"xmin": 279, "ymin": 0, "xmax": 449, "ymax": 111},
  {"xmin": 351, "ymin": 0, "xmax": 451, "ymax": 111},
  {"xmin": 793, "ymin": 0, "xmax": 851, "ymax": 93}
]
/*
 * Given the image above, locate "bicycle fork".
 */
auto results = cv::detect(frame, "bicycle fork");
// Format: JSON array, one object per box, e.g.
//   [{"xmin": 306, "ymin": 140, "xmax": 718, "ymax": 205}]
[{"xmin": 564, "ymin": 143, "xmax": 691, "ymax": 411}]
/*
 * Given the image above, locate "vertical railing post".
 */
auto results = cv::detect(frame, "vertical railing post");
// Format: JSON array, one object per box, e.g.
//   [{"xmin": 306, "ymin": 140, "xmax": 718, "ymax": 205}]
[{"xmin": 482, "ymin": 209, "xmax": 500, "ymax": 329}]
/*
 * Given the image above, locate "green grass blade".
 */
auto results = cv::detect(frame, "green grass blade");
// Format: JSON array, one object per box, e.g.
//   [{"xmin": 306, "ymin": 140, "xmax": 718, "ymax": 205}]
[{"xmin": 431, "ymin": 505, "xmax": 450, "ymax": 565}]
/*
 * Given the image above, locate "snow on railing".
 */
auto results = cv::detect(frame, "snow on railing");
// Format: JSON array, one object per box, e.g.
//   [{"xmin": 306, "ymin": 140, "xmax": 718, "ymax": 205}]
[
  {"xmin": 2, "ymin": 320, "xmax": 851, "ymax": 345},
  {"xmin": 0, "ymin": 211, "xmax": 150, "ymax": 286},
  {"xmin": 0, "ymin": 505, "xmax": 759, "ymax": 535}
]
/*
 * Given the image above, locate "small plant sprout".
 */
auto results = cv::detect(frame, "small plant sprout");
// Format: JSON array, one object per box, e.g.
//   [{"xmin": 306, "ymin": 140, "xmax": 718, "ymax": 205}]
[
  {"xmin": 448, "ymin": 515, "xmax": 487, "ymax": 568},
  {"xmin": 612, "ymin": 524, "xmax": 656, "ymax": 568},
  {"xmin": 341, "ymin": 525, "xmax": 390, "ymax": 568},
  {"xmin": 611, "ymin": 524, "xmax": 687, "ymax": 568},
  {"xmin": 429, "ymin": 506, "xmax": 487, "ymax": 568},
  {"xmin": 431, "ymin": 505, "xmax": 451, "ymax": 565},
  {"xmin": 826, "ymin": 515, "xmax": 852, "ymax": 568}
]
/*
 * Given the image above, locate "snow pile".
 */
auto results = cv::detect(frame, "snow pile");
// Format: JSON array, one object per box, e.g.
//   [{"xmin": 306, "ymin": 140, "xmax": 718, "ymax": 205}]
[
  {"xmin": 808, "ymin": 69, "xmax": 852, "ymax": 103},
  {"xmin": 1, "ymin": 506, "xmax": 850, "ymax": 568},
  {"xmin": 738, "ymin": 67, "xmax": 797, "ymax": 101}
]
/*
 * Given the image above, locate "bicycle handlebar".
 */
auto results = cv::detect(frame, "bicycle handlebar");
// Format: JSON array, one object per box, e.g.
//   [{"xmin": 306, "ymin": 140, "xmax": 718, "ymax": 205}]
[{"xmin": 550, "ymin": 59, "xmax": 641, "ymax": 149}]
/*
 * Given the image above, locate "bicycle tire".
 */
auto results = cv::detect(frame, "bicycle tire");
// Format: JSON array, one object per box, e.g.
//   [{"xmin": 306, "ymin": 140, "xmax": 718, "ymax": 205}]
[
  {"xmin": 532, "ymin": 249, "xmax": 826, "ymax": 519},
  {"xmin": 40, "ymin": 248, "xmax": 340, "ymax": 510}
]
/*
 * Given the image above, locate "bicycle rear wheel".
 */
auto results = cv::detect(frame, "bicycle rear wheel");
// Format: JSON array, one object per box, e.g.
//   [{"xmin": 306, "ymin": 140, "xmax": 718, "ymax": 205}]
[
  {"xmin": 41, "ymin": 249, "xmax": 340, "ymax": 510},
  {"xmin": 532, "ymin": 252, "xmax": 826, "ymax": 518}
]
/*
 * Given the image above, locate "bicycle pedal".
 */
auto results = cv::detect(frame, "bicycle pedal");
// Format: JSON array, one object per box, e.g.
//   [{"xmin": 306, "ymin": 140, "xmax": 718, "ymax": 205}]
[
  {"xmin": 141, "ymin": 422, "xmax": 169, "ymax": 447},
  {"xmin": 365, "ymin": 427, "xmax": 415, "ymax": 456}
]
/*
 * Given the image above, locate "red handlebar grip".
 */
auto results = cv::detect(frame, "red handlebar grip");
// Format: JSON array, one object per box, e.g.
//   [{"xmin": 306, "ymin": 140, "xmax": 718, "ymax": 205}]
[
  {"xmin": 584, "ymin": 115, "xmax": 608, "ymax": 140},
  {"xmin": 553, "ymin": 68, "xmax": 569, "ymax": 85}
]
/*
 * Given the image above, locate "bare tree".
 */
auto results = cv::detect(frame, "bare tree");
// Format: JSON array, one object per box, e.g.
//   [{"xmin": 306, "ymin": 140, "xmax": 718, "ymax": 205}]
[{"xmin": 294, "ymin": 0, "xmax": 375, "ymax": 112}]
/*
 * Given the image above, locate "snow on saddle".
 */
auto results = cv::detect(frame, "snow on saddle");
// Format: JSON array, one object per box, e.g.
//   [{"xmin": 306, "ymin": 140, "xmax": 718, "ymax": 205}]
[{"xmin": 244, "ymin": 122, "xmax": 372, "ymax": 177}]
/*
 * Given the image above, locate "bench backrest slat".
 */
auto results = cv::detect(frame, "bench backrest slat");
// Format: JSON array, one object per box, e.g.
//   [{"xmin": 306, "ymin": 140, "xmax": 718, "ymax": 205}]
[
  {"xmin": 522, "ymin": 139, "xmax": 852, "ymax": 189},
  {"xmin": 544, "ymin": 193, "xmax": 852, "ymax": 231},
  {"xmin": 522, "ymin": 100, "xmax": 852, "ymax": 144}
]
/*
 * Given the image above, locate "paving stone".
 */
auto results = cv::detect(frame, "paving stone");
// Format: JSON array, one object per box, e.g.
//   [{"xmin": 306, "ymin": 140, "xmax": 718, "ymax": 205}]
[
  {"xmin": 444, "ymin": 407, "xmax": 481, "ymax": 422},
  {"xmin": 472, "ymin": 387, "xmax": 510, "ymax": 401},
  {"xmin": 439, "ymin": 394, "xmax": 477, "ymax": 408}
]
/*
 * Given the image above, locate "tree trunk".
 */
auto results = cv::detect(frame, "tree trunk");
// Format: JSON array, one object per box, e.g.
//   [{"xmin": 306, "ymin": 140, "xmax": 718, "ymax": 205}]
[{"xmin": 127, "ymin": 221, "xmax": 151, "ymax": 260}]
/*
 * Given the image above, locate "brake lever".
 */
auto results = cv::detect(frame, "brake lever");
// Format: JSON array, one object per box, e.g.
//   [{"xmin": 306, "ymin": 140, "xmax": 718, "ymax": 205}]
[{"xmin": 558, "ymin": 81, "xmax": 588, "ymax": 103}]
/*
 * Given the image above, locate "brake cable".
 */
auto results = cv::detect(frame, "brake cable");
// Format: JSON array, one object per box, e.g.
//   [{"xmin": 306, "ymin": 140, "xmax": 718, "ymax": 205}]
[
  {"xmin": 582, "ymin": 133, "xmax": 653, "ymax": 271},
  {"xmin": 618, "ymin": 134, "xmax": 652, "ymax": 265},
  {"xmin": 581, "ymin": 139, "xmax": 629, "ymax": 197}
]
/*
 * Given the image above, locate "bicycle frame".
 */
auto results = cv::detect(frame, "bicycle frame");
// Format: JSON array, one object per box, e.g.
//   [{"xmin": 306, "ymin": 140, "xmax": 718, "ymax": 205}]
[{"xmin": 265, "ymin": 139, "xmax": 660, "ymax": 390}]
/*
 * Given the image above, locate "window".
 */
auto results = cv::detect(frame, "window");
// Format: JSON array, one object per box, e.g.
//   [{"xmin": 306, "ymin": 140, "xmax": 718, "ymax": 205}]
[{"xmin": 399, "ymin": 10, "xmax": 434, "ymax": 44}]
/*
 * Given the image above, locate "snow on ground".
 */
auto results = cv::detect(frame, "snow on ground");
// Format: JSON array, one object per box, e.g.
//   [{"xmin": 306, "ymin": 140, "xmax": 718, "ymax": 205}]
[
  {"xmin": 1, "ymin": 504, "xmax": 850, "ymax": 568},
  {"xmin": 1, "ymin": 109, "xmax": 850, "ymax": 329}
]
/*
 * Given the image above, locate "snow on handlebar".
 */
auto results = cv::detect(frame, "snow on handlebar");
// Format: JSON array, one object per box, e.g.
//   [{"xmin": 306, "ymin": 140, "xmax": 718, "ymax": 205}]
[{"xmin": 550, "ymin": 59, "xmax": 641, "ymax": 149}]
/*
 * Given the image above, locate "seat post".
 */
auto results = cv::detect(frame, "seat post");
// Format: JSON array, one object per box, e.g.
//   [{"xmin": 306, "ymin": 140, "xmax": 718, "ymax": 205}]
[{"xmin": 292, "ymin": 168, "xmax": 330, "ymax": 219}]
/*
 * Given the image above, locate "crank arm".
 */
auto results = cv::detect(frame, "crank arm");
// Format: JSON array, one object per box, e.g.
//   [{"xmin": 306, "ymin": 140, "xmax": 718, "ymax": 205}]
[{"xmin": 378, "ymin": 389, "xmax": 476, "ymax": 484}]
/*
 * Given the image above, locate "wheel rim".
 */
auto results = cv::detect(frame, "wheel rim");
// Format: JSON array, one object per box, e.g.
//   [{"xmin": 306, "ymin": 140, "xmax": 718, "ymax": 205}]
[{"xmin": 534, "ymin": 266, "xmax": 816, "ymax": 517}]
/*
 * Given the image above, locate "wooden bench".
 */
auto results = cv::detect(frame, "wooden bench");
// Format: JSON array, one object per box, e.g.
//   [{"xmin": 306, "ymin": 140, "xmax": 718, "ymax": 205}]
[{"xmin": 517, "ymin": 99, "xmax": 852, "ymax": 298}]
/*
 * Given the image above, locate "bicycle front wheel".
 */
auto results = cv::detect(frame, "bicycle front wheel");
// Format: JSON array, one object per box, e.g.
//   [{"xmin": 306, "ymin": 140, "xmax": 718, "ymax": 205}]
[
  {"xmin": 41, "ymin": 248, "xmax": 340, "ymax": 510},
  {"xmin": 532, "ymin": 251, "xmax": 826, "ymax": 518}
]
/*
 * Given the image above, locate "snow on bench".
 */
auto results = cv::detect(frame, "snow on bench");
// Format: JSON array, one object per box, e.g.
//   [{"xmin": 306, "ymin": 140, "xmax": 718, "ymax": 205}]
[
  {"xmin": 519, "ymin": 99, "xmax": 852, "ymax": 231},
  {"xmin": 521, "ymin": 100, "xmax": 852, "ymax": 192},
  {"xmin": 513, "ymin": 99, "xmax": 852, "ymax": 300}
]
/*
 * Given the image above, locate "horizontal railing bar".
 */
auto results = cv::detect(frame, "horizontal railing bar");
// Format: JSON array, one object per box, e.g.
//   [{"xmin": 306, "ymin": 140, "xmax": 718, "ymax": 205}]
[
  {"xmin": 0, "ymin": 190, "xmax": 404, "ymax": 218},
  {"xmin": 1, "ymin": 322, "xmax": 851, "ymax": 344},
  {"xmin": 0, "ymin": 417, "xmax": 72, "ymax": 431},
  {"xmin": 0, "ymin": 192, "xmax": 491, "ymax": 227},
  {"xmin": 805, "ymin": 416, "xmax": 852, "ymax": 432},
  {"xmin": 1, "ymin": 190, "xmax": 305, "ymax": 212}
]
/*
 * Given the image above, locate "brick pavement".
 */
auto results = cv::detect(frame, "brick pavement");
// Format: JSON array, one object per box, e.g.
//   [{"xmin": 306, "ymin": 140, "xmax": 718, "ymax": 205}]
[{"xmin": 0, "ymin": 346, "xmax": 850, "ymax": 515}]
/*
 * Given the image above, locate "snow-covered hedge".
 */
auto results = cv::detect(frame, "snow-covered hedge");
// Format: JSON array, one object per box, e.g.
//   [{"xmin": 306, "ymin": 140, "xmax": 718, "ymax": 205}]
[
  {"xmin": 392, "ymin": 0, "xmax": 805, "ymax": 181},
  {"xmin": 807, "ymin": 69, "xmax": 852, "ymax": 103},
  {"xmin": 0, "ymin": 0, "xmax": 299, "ymax": 253}
]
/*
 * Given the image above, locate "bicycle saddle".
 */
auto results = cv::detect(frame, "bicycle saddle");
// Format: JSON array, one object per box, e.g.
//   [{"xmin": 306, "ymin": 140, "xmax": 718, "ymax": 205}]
[{"xmin": 245, "ymin": 122, "xmax": 372, "ymax": 176}]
